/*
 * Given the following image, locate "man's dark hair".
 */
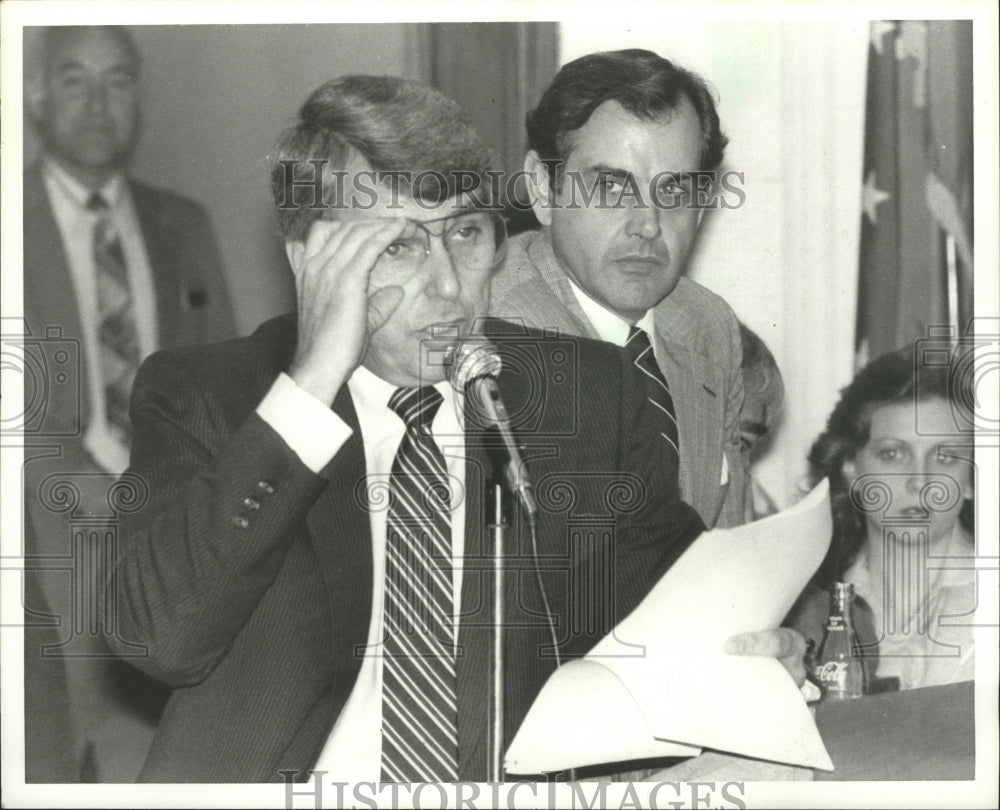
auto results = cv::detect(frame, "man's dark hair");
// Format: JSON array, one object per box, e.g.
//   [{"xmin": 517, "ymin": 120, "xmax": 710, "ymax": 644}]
[
  {"xmin": 270, "ymin": 75, "xmax": 499, "ymax": 242},
  {"xmin": 739, "ymin": 322, "xmax": 786, "ymax": 445},
  {"xmin": 525, "ymin": 49, "xmax": 728, "ymax": 186}
]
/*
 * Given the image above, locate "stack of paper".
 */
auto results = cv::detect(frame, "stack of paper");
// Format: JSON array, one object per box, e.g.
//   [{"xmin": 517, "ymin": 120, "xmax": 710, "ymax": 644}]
[{"xmin": 505, "ymin": 479, "xmax": 835, "ymax": 774}]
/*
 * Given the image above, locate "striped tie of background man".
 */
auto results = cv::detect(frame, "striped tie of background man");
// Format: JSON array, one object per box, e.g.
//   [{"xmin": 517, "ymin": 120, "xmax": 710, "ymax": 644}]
[{"xmin": 625, "ymin": 326, "xmax": 680, "ymax": 462}]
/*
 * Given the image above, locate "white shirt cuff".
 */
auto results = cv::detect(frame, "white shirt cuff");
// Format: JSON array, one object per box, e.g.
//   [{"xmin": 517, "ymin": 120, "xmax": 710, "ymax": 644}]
[{"xmin": 256, "ymin": 372, "xmax": 352, "ymax": 473}]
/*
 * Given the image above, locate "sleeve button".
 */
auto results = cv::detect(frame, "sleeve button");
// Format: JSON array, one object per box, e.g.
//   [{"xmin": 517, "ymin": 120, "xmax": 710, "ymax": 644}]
[
  {"xmin": 232, "ymin": 516, "xmax": 250, "ymax": 529},
  {"xmin": 257, "ymin": 480, "xmax": 275, "ymax": 495},
  {"xmin": 242, "ymin": 496, "xmax": 261, "ymax": 510}
]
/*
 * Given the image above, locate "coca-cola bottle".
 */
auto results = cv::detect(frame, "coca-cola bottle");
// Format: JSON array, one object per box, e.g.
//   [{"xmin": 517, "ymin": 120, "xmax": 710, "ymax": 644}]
[{"xmin": 813, "ymin": 582, "xmax": 867, "ymax": 700}]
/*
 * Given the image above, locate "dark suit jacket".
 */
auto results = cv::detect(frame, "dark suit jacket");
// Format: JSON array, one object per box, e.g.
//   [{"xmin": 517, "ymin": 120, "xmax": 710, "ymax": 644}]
[
  {"xmin": 491, "ymin": 230, "xmax": 749, "ymax": 530},
  {"xmin": 22, "ymin": 162, "xmax": 236, "ymax": 544},
  {"xmin": 109, "ymin": 314, "xmax": 704, "ymax": 782},
  {"xmin": 21, "ymin": 163, "xmax": 237, "ymax": 780},
  {"xmin": 22, "ymin": 163, "xmax": 235, "ymax": 447}
]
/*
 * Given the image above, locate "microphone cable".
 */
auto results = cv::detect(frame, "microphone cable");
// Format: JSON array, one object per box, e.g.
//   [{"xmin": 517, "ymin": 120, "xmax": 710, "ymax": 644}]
[
  {"xmin": 526, "ymin": 510, "xmax": 579, "ymax": 783},
  {"xmin": 526, "ymin": 516, "xmax": 561, "ymax": 672}
]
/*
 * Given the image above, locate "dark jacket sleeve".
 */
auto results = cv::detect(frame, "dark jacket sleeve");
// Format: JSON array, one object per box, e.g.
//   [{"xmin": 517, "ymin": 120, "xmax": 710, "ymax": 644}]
[
  {"xmin": 538, "ymin": 337, "xmax": 706, "ymax": 663},
  {"xmin": 106, "ymin": 348, "xmax": 326, "ymax": 687},
  {"xmin": 611, "ymin": 344, "xmax": 707, "ymax": 618}
]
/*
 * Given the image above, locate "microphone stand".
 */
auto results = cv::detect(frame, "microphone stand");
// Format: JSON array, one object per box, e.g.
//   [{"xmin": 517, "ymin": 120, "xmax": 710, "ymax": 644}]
[
  {"xmin": 485, "ymin": 454, "xmax": 511, "ymax": 783},
  {"xmin": 450, "ymin": 341, "xmax": 536, "ymax": 782}
]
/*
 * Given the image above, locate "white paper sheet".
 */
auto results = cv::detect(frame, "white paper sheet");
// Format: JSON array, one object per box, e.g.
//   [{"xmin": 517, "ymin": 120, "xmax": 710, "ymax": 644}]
[{"xmin": 505, "ymin": 479, "xmax": 835, "ymax": 774}]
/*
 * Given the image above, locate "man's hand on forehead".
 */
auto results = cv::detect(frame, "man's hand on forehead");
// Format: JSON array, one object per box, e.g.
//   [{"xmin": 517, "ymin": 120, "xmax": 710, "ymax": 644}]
[{"xmin": 287, "ymin": 217, "xmax": 408, "ymax": 406}]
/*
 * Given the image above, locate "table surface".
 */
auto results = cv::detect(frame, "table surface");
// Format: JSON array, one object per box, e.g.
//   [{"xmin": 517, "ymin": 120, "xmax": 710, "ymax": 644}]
[{"xmin": 813, "ymin": 679, "xmax": 975, "ymax": 781}]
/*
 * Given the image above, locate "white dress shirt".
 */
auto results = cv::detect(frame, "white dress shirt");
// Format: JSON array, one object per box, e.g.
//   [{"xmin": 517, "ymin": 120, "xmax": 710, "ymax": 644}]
[
  {"xmin": 566, "ymin": 276, "xmax": 656, "ymax": 350},
  {"xmin": 256, "ymin": 367, "xmax": 466, "ymax": 781},
  {"xmin": 844, "ymin": 525, "xmax": 975, "ymax": 691},
  {"xmin": 42, "ymin": 159, "xmax": 158, "ymax": 473}
]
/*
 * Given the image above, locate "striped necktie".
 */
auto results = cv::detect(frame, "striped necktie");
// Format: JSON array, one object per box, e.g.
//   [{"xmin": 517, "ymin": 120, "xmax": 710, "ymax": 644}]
[
  {"xmin": 87, "ymin": 192, "xmax": 140, "ymax": 444},
  {"xmin": 625, "ymin": 326, "xmax": 680, "ymax": 462},
  {"xmin": 381, "ymin": 386, "xmax": 459, "ymax": 782}
]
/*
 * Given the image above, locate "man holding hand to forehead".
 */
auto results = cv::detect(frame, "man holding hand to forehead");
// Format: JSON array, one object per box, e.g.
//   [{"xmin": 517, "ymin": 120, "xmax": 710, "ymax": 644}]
[{"xmin": 107, "ymin": 75, "xmax": 803, "ymax": 783}]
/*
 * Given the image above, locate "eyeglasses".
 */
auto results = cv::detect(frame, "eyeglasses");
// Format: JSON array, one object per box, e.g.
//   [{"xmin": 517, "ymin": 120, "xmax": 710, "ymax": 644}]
[{"xmin": 372, "ymin": 210, "xmax": 507, "ymax": 284}]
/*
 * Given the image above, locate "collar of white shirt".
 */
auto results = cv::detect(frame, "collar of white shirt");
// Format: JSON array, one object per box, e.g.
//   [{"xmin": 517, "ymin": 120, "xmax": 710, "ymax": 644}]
[
  {"xmin": 566, "ymin": 276, "xmax": 656, "ymax": 348},
  {"xmin": 347, "ymin": 362, "xmax": 464, "ymax": 440},
  {"xmin": 42, "ymin": 157, "xmax": 126, "ymax": 210}
]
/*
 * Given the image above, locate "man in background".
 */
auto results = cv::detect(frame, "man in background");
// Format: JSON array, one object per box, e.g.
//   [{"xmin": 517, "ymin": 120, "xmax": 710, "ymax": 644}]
[
  {"xmin": 738, "ymin": 322, "xmax": 785, "ymax": 522},
  {"xmin": 21, "ymin": 25, "xmax": 235, "ymax": 780},
  {"xmin": 491, "ymin": 48, "xmax": 748, "ymax": 530}
]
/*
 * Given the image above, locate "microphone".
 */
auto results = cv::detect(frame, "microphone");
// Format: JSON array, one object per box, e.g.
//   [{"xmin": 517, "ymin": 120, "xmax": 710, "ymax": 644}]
[{"xmin": 448, "ymin": 338, "xmax": 539, "ymax": 525}]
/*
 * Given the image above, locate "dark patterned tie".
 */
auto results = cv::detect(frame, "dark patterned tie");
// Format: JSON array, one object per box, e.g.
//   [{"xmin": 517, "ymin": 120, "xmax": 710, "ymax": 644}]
[
  {"xmin": 87, "ymin": 192, "xmax": 140, "ymax": 444},
  {"xmin": 625, "ymin": 326, "xmax": 680, "ymax": 463},
  {"xmin": 380, "ymin": 386, "xmax": 459, "ymax": 782}
]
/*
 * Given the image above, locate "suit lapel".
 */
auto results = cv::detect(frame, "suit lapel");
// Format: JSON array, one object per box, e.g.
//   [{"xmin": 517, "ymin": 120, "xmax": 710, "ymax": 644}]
[
  {"xmin": 23, "ymin": 167, "xmax": 81, "ymax": 340},
  {"xmin": 131, "ymin": 184, "xmax": 183, "ymax": 349},
  {"xmin": 305, "ymin": 387, "xmax": 375, "ymax": 668},
  {"xmin": 23, "ymin": 167, "xmax": 93, "ymax": 426},
  {"xmin": 653, "ymin": 304, "xmax": 727, "ymax": 526},
  {"xmin": 526, "ymin": 233, "xmax": 601, "ymax": 341}
]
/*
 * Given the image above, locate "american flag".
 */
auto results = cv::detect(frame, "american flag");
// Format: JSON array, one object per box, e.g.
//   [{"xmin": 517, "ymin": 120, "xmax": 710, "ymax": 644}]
[{"xmin": 855, "ymin": 20, "xmax": 973, "ymax": 366}]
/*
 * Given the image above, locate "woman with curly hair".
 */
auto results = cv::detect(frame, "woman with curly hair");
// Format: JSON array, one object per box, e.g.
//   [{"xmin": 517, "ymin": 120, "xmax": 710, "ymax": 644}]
[{"xmin": 787, "ymin": 345, "xmax": 976, "ymax": 691}]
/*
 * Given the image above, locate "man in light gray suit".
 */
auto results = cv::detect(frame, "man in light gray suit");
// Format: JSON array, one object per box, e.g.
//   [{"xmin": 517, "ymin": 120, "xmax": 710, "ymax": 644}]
[
  {"xmin": 490, "ymin": 49, "xmax": 747, "ymax": 530},
  {"xmin": 21, "ymin": 25, "xmax": 234, "ymax": 781}
]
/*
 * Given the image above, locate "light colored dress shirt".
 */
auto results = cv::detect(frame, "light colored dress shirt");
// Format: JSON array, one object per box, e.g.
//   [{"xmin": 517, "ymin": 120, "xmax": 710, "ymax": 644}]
[
  {"xmin": 846, "ymin": 524, "xmax": 976, "ymax": 690},
  {"xmin": 42, "ymin": 159, "xmax": 158, "ymax": 473},
  {"xmin": 566, "ymin": 276, "xmax": 656, "ymax": 352},
  {"xmin": 256, "ymin": 367, "xmax": 466, "ymax": 781}
]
